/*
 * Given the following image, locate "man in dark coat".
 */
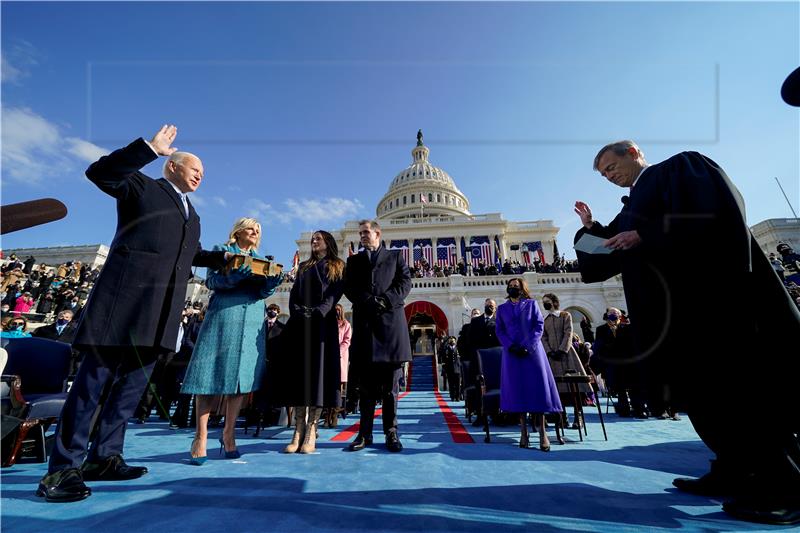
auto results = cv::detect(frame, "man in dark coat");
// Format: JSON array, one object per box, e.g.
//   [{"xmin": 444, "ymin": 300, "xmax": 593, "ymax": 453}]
[
  {"xmin": 344, "ymin": 219, "xmax": 412, "ymax": 452},
  {"xmin": 32, "ymin": 309, "xmax": 78, "ymax": 345},
  {"xmin": 466, "ymin": 299, "xmax": 501, "ymax": 365},
  {"xmin": 574, "ymin": 140, "xmax": 800, "ymax": 525},
  {"xmin": 37, "ymin": 125, "xmax": 229, "ymax": 503}
]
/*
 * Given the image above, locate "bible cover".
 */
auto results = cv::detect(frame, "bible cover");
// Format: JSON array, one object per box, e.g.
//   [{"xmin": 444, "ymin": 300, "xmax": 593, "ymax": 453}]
[{"xmin": 224, "ymin": 255, "xmax": 283, "ymax": 277}]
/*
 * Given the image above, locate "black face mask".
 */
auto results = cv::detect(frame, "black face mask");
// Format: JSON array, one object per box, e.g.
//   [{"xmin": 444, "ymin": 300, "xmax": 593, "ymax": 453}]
[
  {"xmin": 543, "ymin": 302, "xmax": 552, "ymax": 310},
  {"xmin": 507, "ymin": 287, "xmax": 521, "ymax": 298},
  {"xmin": 267, "ymin": 310, "xmax": 278, "ymax": 319},
  {"xmin": 484, "ymin": 306, "xmax": 494, "ymax": 316}
]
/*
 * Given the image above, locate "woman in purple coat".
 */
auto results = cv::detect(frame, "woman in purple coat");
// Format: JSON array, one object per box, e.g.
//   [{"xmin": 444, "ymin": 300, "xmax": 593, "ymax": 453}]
[{"xmin": 495, "ymin": 278, "xmax": 562, "ymax": 451}]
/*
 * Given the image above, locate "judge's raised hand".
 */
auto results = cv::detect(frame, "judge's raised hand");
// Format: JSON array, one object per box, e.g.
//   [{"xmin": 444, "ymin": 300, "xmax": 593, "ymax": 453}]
[
  {"xmin": 149, "ymin": 124, "xmax": 178, "ymax": 156},
  {"xmin": 603, "ymin": 230, "xmax": 642, "ymax": 251},
  {"xmin": 574, "ymin": 201, "xmax": 594, "ymax": 229}
]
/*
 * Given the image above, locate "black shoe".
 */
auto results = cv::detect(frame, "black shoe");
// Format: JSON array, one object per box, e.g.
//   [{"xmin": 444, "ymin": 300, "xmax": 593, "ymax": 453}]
[
  {"xmin": 723, "ymin": 496, "xmax": 800, "ymax": 525},
  {"xmin": 672, "ymin": 471, "xmax": 733, "ymax": 497},
  {"xmin": 385, "ymin": 432, "xmax": 403, "ymax": 453},
  {"xmin": 81, "ymin": 455, "xmax": 148, "ymax": 481},
  {"xmin": 348, "ymin": 435, "xmax": 373, "ymax": 451},
  {"xmin": 36, "ymin": 469, "xmax": 91, "ymax": 503}
]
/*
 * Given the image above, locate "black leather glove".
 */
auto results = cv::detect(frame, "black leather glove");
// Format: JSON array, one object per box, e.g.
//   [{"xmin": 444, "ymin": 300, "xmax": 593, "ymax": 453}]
[
  {"xmin": 510, "ymin": 343, "xmax": 529, "ymax": 357},
  {"xmin": 375, "ymin": 296, "xmax": 391, "ymax": 312}
]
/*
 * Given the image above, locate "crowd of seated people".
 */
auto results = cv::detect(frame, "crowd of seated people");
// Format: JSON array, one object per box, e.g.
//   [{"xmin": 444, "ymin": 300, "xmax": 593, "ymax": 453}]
[{"xmin": 1, "ymin": 255, "xmax": 100, "ymax": 327}]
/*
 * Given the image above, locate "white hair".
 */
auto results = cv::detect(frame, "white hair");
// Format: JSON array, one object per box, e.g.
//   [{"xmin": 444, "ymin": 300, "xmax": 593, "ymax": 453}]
[{"xmin": 163, "ymin": 151, "xmax": 200, "ymax": 178}]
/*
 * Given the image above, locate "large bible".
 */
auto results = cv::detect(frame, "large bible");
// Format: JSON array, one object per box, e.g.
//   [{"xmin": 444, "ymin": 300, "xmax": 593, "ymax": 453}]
[{"xmin": 224, "ymin": 255, "xmax": 283, "ymax": 277}]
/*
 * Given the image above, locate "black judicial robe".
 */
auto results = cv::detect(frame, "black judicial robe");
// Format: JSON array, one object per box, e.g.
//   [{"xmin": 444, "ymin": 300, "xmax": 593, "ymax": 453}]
[{"xmin": 575, "ymin": 152, "xmax": 800, "ymax": 415}]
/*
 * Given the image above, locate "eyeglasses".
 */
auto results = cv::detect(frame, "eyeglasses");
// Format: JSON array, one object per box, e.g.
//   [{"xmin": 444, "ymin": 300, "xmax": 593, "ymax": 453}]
[{"xmin": 10, "ymin": 322, "xmax": 25, "ymax": 328}]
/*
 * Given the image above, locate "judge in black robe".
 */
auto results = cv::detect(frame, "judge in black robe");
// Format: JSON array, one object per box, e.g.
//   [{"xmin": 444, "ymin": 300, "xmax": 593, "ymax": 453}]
[{"xmin": 574, "ymin": 141, "xmax": 800, "ymax": 525}]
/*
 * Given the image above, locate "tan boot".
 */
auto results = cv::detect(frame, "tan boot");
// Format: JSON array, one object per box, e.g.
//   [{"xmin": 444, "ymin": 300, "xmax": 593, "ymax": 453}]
[
  {"xmin": 283, "ymin": 406, "xmax": 307, "ymax": 453},
  {"xmin": 299, "ymin": 407, "xmax": 320, "ymax": 454}
]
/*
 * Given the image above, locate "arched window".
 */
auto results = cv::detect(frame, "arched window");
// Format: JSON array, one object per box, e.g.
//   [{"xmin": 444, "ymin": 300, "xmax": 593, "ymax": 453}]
[
  {"xmin": 428, "ymin": 193, "xmax": 433, "ymax": 202},
  {"xmin": 437, "ymin": 194, "xmax": 441, "ymax": 202},
  {"xmin": 403, "ymin": 196, "xmax": 407, "ymax": 205},
  {"xmin": 411, "ymin": 194, "xmax": 415, "ymax": 203}
]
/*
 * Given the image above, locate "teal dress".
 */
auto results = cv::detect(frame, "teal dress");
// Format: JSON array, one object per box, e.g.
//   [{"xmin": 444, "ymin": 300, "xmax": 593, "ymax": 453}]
[{"xmin": 181, "ymin": 244, "xmax": 282, "ymax": 395}]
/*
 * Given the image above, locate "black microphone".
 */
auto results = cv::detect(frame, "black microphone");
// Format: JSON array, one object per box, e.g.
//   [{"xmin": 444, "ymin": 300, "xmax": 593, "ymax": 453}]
[{"xmin": 1, "ymin": 198, "xmax": 68, "ymax": 235}]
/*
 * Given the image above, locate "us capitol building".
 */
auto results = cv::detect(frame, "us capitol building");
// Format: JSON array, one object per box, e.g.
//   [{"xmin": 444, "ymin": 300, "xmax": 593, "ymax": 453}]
[{"xmin": 265, "ymin": 132, "xmax": 627, "ymax": 346}]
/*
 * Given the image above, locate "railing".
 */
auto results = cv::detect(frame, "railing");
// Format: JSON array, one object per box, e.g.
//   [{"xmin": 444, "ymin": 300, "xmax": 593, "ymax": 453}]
[
  {"xmin": 410, "ymin": 278, "xmax": 451, "ymax": 289},
  {"xmin": 462, "ymin": 274, "xmax": 517, "ymax": 287},
  {"xmin": 535, "ymin": 273, "xmax": 585, "ymax": 284}
]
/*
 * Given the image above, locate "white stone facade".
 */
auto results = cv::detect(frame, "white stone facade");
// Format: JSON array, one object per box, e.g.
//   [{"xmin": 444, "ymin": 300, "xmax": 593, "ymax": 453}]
[
  {"xmin": 3, "ymin": 244, "xmax": 109, "ymax": 268},
  {"xmin": 751, "ymin": 218, "xmax": 800, "ymax": 257},
  {"xmin": 266, "ymin": 133, "xmax": 627, "ymax": 339}
]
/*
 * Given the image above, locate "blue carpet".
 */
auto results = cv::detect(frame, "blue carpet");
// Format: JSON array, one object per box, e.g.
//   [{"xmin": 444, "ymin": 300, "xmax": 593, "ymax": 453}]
[
  {"xmin": 409, "ymin": 355, "xmax": 435, "ymax": 391},
  {"xmin": 1, "ymin": 385, "xmax": 786, "ymax": 532}
]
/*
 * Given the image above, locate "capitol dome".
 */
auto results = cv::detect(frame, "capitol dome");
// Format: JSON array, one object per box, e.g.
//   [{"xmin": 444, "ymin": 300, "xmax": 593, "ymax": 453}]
[{"xmin": 376, "ymin": 131, "xmax": 471, "ymax": 219}]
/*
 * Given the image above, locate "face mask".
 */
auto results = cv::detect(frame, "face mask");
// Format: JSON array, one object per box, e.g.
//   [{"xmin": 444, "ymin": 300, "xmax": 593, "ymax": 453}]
[
  {"xmin": 507, "ymin": 287, "xmax": 521, "ymax": 298},
  {"xmin": 484, "ymin": 306, "xmax": 494, "ymax": 315},
  {"xmin": 607, "ymin": 314, "xmax": 619, "ymax": 322},
  {"xmin": 543, "ymin": 302, "xmax": 553, "ymax": 310},
  {"xmin": 57, "ymin": 318, "xmax": 69, "ymax": 326},
  {"xmin": 572, "ymin": 341, "xmax": 580, "ymax": 348},
  {"xmin": 267, "ymin": 310, "xmax": 278, "ymax": 319}
]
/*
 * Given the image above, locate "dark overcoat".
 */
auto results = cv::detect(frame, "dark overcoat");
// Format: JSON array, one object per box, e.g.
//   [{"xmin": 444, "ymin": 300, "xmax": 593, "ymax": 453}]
[
  {"xmin": 575, "ymin": 151, "xmax": 800, "ymax": 412},
  {"xmin": 73, "ymin": 138, "xmax": 226, "ymax": 353},
  {"xmin": 282, "ymin": 259, "xmax": 345, "ymax": 407},
  {"xmin": 344, "ymin": 248, "xmax": 412, "ymax": 368}
]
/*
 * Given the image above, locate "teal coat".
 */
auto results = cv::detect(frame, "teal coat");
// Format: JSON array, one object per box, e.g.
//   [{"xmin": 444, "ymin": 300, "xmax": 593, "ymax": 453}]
[{"xmin": 181, "ymin": 244, "xmax": 282, "ymax": 395}]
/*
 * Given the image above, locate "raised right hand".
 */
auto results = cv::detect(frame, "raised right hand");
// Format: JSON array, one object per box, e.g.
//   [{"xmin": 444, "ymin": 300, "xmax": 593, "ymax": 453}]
[
  {"xmin": 149, "ymin": 124, "xmax": 178, "ymax": 156},
  {"xmin": 574, "ymin": 201, "xmax": 594, "ymax": 229}
]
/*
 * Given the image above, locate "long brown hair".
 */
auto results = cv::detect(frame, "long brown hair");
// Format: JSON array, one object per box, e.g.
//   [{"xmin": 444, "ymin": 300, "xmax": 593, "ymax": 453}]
[
  {"xmin": 506, "ymin": 277, "xmax": 531, "ymax": 300},
  {"xmin": 298, "ymin": 230, "xmax": 345, "ymax": 282}
]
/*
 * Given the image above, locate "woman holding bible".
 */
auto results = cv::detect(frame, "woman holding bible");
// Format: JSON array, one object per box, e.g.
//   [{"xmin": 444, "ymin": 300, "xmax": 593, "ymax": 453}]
[{"xmin": 182, "ymin": 217, "xmax": 283, "ymax": 464}]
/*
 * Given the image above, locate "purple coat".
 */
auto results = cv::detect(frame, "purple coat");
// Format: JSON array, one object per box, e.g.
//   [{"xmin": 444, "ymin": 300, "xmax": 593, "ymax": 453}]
[{"xmin": 495, "ymin": 298, "xmax": 562, "ymax": 414}]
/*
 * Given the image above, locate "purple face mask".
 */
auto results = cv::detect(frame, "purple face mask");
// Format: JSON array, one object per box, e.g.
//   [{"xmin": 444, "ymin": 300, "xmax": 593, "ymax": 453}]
[{"xmin": 607, "ymin": 314, "xmax": 619, "ymax": 322}]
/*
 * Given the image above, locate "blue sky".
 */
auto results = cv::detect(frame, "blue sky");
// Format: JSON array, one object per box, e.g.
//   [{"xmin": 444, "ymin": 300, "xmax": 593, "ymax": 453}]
[{"xmin": 2, "ymin": 1, "xmax": 798, "ymax": 268}]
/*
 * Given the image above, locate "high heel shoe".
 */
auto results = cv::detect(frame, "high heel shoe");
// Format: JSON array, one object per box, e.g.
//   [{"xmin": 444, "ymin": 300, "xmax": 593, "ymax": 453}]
[
  {"xmin": 189, "ymin": 437, "xmax": 207, "ymax": 465},
  {"xmin": 219, "ymin": 437, "xmax": 241, "ymax": 459},
  {"xmin": 519, "ymin": 434, "xmax": 530, "ymax": 448},
  {"xmin": 539, "ymin": 434, "xmax": 551, "ymax": 452}
]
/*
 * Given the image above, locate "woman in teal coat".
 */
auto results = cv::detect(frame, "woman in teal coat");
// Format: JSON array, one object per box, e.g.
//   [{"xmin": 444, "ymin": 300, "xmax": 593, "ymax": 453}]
[{"xmin": 182, "ymin": 217, "xmax": 282, "ymax": 463}]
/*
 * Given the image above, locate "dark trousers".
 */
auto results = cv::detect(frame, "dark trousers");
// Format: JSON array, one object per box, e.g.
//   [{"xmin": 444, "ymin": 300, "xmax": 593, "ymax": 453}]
[
  {"xmin": 687, "ymin": 396, "xmax": 800, "ymax": 494},
  {"xmin": 135, "ymin": 352, "xmax": 176, "ymax": 420},
  {"xmin": 358, "ymin": 363, "xmax": 402, "ymax": 438},
  {"xmin": 446, "ymin": 372, "xmax": 461, "ymax": 401},
  {"xmin": 49, "ymin": 346, "xmax": 160, "ymax": 472}
]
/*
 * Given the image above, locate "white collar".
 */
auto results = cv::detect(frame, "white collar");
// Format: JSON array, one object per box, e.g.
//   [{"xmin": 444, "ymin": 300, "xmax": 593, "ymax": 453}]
[
  {"xmin": 165, "ymin": 178, "xmax": 187, "ymax": 198},
  {"xmin": 631, "ymin": 165, "xmax": 650, "ymax": 189}
]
